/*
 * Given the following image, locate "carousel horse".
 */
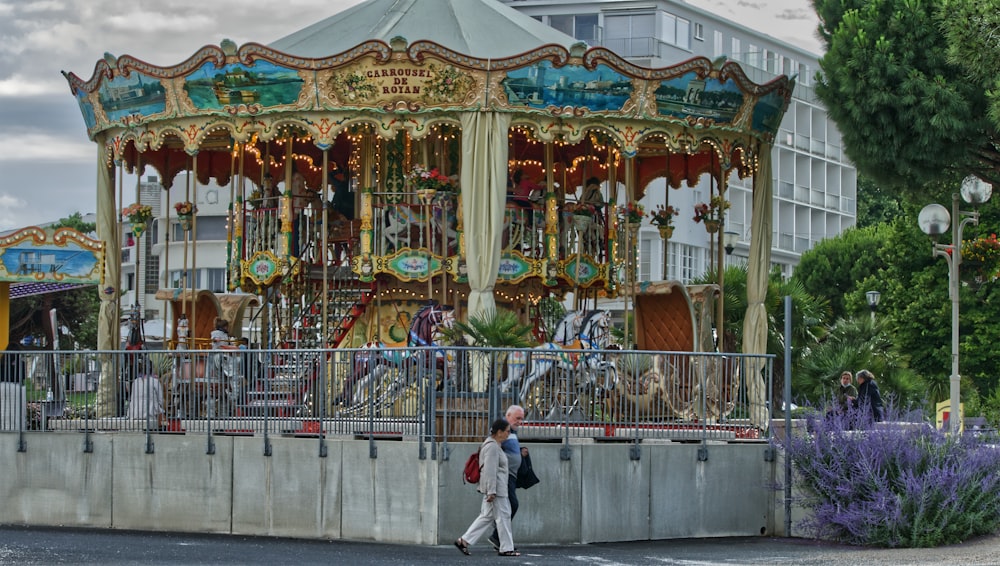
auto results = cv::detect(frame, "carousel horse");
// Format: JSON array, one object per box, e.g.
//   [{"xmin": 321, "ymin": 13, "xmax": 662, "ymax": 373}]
[
  {"xmin": 346, "ymin": 301, "xmax": 456, "ymax": 410},
  {"xmin": 504, "ymin": 310, "xmax": 616, "ymax": 420}
]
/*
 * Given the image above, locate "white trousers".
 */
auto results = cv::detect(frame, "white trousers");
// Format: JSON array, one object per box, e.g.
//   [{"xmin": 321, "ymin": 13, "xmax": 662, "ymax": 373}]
[{"xmin": 460, "ymin": 495, "xmax": 514, "ymax": 553}]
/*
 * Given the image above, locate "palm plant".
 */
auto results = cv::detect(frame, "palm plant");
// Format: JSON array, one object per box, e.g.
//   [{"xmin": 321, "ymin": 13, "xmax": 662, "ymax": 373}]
[
  {"xmin": 440, "ymin": 307, "xmax": 535, "ymax": 391},
  {"xmin": 795, "ymin": 315, "xmax": 921, "ymax": 409}
]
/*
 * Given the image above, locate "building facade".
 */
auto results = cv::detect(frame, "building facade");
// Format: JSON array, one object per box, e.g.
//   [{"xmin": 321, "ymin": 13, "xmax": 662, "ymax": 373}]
[{"xmin": 501, "ymin": 0, "xmax": 856, "ymax": 281}]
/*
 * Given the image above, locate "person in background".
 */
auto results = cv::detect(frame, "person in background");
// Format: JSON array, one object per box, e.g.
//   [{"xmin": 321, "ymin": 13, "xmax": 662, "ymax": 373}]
[
  {"xmin": 328, "ymin": 164, "xmax": 355, "ymax": 220},
  {"xmin": 126, "ymin": 356, "xmax": 165, "ymax": 428},
  {"xmin": 581, "ymin": 176, "xmax": 605, "ymax": 209},
  {"xmin": 509, "ymin": 169, "xmax": 540, "ymax": 209},
  {"xmin": 454, "ymin": 417, "xmax": 520, "ymax": 557},
  {"xmin": 834, "ymin": 371, "xmax": 857, "ymax": 414},
  {"xmin": 854, "ymin": 369, "xmax": 884, "ymax": 423},
  {"xmin": 211, "ymin": 318, "xmax": 237, "ymax": 350},
  {"xmin": 489, "ymin": 405, "xmax": 527, "ymax": 552}
]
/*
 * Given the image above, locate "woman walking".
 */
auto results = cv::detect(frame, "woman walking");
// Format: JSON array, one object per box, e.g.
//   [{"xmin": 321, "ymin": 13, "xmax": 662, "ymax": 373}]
[{"xmin": 454, "ymin": 418, "xmax": 520, "ymax": 557}]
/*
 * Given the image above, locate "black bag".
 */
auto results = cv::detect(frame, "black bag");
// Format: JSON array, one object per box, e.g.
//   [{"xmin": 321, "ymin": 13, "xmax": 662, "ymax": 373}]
[{"xmin": 516, "ymin": 452, "xmax": 540, "ymax": 489}]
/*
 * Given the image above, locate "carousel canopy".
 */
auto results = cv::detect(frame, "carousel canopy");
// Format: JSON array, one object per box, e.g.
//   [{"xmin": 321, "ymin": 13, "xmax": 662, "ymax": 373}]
[{"xmin": 270, "ymin": 0, "xmax": 578, "ymax": 58}]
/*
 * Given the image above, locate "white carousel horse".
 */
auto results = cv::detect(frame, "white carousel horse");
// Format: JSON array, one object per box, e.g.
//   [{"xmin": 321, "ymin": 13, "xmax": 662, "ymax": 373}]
[{"xmin": 504, "ymin": 310, "xmax": 616, "ymax": 418}]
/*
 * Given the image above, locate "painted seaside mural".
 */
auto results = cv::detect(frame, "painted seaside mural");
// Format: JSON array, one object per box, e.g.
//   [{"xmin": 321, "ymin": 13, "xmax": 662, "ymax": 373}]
[
  {"xmin": 97, "ymin": 72, "xmax": 167, "ymax": 122},
  {"xmin": 502, "ymin": 61, "xmax": 632, "ymax": 112},
  {"xmin": 75, "ymin": 91, "xmax": 97, "ymax": 132},
  {"xmin": 654, "ymin": 71, "xmax": 743, "ymax": 124},
  {"xmin": 184, "ymin": 60, "xmax": 305, "ymax": 110},
  {"xmin": 751, "ymin": 89, "xmax": 786, "ymax": 135},
  {"xmin": 0, "ymin": 227, "xmax": 104, "ymax": 284}
]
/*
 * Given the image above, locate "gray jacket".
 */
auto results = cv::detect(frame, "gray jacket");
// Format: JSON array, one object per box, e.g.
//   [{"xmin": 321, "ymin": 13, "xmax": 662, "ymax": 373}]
[{"xmin": 477, "ymin": 437, "xmax": 509, "ymax": 498}]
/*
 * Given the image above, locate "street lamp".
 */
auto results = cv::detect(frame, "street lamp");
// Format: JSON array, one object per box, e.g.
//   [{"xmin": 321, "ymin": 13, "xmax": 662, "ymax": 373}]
[
  {"xmin": 917, "ymin": 175, "xmax": 993, "ymax": 433},
  {"xmin": 723, "ymin": 230, "xmax": 739, "ymax": 255},
  {"xmin": 865, "ymin": 290, "xmax": 880, "ymax": 323}
]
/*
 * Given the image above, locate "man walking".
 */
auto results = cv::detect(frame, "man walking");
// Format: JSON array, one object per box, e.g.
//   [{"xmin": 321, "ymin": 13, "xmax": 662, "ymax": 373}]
[{"xmin": 489, "ymin": 404, "xmax": 526, "ymax": 551}]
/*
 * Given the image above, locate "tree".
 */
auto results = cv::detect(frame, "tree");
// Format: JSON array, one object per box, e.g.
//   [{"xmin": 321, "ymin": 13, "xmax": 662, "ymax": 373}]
[
  {"xmin": 811, "ymin": 0, "xmax": 999, "ymax": 192},
  {"xmin": 939, "ymin": 0, "xmax": 1000, "ymax": 128},
  {"xmin": 792, "ymin": 225, "xmax": 886, "ymax": 321},
  {"xmin": 855, "ymin": 176, "xmax": 904, "ymax": 227}
]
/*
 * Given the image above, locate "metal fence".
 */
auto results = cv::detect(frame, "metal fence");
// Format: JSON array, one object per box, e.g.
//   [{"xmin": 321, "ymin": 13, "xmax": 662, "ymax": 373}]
[{"xmin": 0, "ymin": 346, "xmax": 773, "ymax": 455}]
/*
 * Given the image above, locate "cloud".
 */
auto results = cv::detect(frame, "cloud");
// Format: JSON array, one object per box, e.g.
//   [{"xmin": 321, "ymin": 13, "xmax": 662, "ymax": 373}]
[
  {"xmin": 0, "ymin": 193, "xmax": 28, "ymax": 231},
  {"xmin": 0, "ymin": 131, "xmax": 92, "ymax": 162},
  {"xmin": 0, "ymin": 73, "xmax": 60, "ymax": 96}
]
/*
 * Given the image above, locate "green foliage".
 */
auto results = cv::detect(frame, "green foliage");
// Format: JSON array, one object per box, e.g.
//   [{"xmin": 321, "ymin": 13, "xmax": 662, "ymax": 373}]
[
  {"xmin": 793, "ymin": 225, "xmax": 886, "ymax": 320},
  {"xmin": 55, "ymin": 212, "xmax": 96, "ymax": 235},
  {"xmin": 444, "ymin": 307, "xmax": 535, "ymax": 348},
  {"xmin": 794, "ymin": 316, "xmax": 921, "ymax": 408},
  {"xmin": 812, "ymin": 0, "xmax": 998, "ymax": 191},
  {"xmin": 856, "ymin": 176, "xmax": 905, "ymax": 227},
  {"xmin": 939, "ymin": 0, "xmax": 1000, "ymax": 127}
]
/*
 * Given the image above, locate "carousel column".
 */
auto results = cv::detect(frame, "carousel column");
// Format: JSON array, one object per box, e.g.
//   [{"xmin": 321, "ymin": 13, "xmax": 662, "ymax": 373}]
[
  {"xmin": 716, "ymin": 174, "xmax": 728, "ymax": 347},
  {"xmin": 96, "ymin": 139, "xmax": 121, "ymax": 417}
]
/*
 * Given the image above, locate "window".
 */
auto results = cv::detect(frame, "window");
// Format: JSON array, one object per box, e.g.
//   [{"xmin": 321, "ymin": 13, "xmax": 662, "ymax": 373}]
[
  {"xmin": 605, "ymin": 13, "xmax": 656, "ymax": 57},
  {"xmin": 639, "ymin": 237, "xmax": 652, "ymax": 281},
  {"xmin": 714, "ymin": 31, "xmax": 723, "ymax": 57},
  {"xmin": 549, "ymin": 14, "xmax": 599, "ymax": 45},
  {"xmin": 144, "ymin": 255, "xmax": 159, "ymax": 291},
  {"xmin": 126, "ymin": 273, "xmax": 135, "ymax": 292},
  {"xmin": 731, "ymin": 38, "xmax": 741, "ymax": 59},
  {"xmin": 693, "ymin": 22, "xmax": 704, "ymax": 41},
  {"xmin": 169, "ymin": 269, "xmax": 201, "ymax": 289},
  {"xmin": 660, "ymin": 11, "xmax": 690, "ymax": 50},
  {"xmin": 172, "ymin": 216, "xmax": 228, "ymax": 242},
  {"xmin": 206, "ymin": 268, "xmax": 226, "ymax": 293}
]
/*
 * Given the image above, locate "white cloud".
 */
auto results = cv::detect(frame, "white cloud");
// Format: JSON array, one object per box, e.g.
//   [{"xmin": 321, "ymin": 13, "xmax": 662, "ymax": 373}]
[
  {"xmin": 0, "ymin": 73, "xmax": 62, "ymax": 96},
  {"xmin": 0, "ymin": 132, "xmax": 93, "ymax": 162},
  {"xmin": 0, "ymin": 193, "xmax": 27, "ymax": 231}
]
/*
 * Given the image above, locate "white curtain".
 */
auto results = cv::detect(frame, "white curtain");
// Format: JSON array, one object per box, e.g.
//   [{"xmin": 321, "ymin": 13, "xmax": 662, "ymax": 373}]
[
  {"xmin": 95, "ymin": 139, "xmax": 121, "ymax": 417},
  {"xmin": 459, "ymin": 111, "xmax": 510, "ymax": 318},
  {"xmin": 742, "ymin": 148, "xmax": 773, "ymax": 431}
]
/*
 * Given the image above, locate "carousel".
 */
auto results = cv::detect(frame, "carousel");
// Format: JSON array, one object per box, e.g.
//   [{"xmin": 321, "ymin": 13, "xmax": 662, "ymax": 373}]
[{"xmin": 63, "ymin": 0, "xmax": 790, "ymax": 428}]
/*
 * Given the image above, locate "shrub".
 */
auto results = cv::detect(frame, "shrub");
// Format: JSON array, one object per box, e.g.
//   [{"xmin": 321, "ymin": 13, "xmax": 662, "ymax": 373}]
[{"xmin": 783, "ymin": 408, "xmax": 1000, "ymax": 547}]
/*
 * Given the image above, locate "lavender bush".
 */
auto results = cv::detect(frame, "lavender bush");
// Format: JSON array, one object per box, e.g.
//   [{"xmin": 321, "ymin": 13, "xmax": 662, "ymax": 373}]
[{"xmin": 784, "ymin": 408, "xmax": 1000, "ymax": 547}]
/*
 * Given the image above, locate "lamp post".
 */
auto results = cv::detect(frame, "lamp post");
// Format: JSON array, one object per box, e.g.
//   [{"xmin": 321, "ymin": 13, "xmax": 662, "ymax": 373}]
[
  {"xmin": 723, "ymin": 230, "xmax": 739, "ymax": 256},
  {"xmin": 865, "ymin": 290, "xmax": 880, "ymax": 323},
  {"xmin": 917, "ymin": 176, "xmax": 993, "ymax": 433}
]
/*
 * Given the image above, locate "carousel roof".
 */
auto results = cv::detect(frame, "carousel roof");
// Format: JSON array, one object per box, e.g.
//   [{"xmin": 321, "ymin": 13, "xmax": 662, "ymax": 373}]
[{"xmin": 270, "ymin": 0, "xmax": 578, "ymax": 58}]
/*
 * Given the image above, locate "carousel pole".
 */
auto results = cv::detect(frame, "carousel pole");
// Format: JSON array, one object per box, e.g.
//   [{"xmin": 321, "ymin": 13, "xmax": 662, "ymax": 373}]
[
  {"xmin": 623, "ymin": 156, "xmax": 637, "ymax": 348},
  {"xmin": 183, "ymin": 156, "xmax": 193, "ymax": 349},
  {"xmin": 662, "ymin": 146, "xmax": 670, "ymax": 281},
  {"xmin": 321, "ymin": 149, "xmax": 330, "ymax": 347},
  {"xmin": 716, "ymin": 172, "xmax": 728, "ymax": 350}
]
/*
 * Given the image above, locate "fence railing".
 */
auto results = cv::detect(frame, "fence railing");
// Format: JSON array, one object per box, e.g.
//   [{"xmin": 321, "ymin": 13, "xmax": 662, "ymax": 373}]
[{"xmin": 0, "ymin": 347, "xmax": 773, "ymax": 455}]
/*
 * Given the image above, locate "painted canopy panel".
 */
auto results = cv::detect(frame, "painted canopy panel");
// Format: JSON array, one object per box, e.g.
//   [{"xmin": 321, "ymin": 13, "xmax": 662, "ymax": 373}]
[
  {"xmin": 0, "ymin": 227, "xmax": 104, "ymax": 285},
  {"xmin": 654, "ymin": 72, "xmax": 743, "ymax": 125},
  {"xmin": 183, "ymin": 60, "xmax": 305, "ymax": 111},
  {"xmin": 503, "ymin": 61, "xmax": 633, "ymax": 112},
  {"xmin": 65, "ymin": 42, "xmax": 793, "ymax": 148}
]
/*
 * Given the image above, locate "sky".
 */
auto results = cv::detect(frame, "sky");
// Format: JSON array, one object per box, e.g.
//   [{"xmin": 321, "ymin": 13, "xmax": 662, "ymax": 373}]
[{"xmin": 0, "ymin": 0, "xmax": 823, "ymax": 232}]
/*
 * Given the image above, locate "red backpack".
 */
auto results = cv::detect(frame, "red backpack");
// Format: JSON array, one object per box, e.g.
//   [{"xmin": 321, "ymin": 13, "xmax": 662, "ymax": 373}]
[{"xmin": 462, "ymin": 450, "xmax": 481, "ymax": 485}]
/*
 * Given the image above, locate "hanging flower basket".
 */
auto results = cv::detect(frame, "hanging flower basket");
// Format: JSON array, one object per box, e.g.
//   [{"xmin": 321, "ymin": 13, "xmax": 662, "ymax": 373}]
[
  {"xmin": 619, "ymin": 201, "xmax": 645, "ymax": 225},
  {"xmin": 174, "ymin": 201, "xmax": 197, "ymax": 232},
  {"xmin": 122, "ymin": 203, "xmax": 153, "ymax": 237},
  {"xmin": 693, "ymin": 196, "xmax": 730, "ymax": 233},
  {"xmin": 657, "ymin": 225, "xmax": 674, "ymax": 239}
]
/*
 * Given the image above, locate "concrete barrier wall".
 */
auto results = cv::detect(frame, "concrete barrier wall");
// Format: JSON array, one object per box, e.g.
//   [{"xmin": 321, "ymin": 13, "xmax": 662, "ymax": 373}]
[{"xmin": 0, "ymin": 432, "xmax": 778, "ymax": 545}]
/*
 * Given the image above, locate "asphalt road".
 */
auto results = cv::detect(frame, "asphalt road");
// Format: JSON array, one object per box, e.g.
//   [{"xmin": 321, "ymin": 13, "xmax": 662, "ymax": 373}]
[{"xmin": 2, "ymin": 526, "xmax": 1000, "ymax": 565}]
